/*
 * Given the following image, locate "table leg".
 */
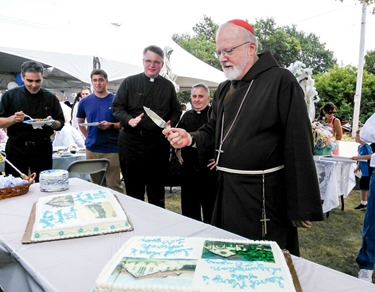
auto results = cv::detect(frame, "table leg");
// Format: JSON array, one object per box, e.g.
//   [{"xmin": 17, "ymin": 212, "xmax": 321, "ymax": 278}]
[{"xmin": 341, "ymin": 195, "xmax": 345, "ymax": 211}]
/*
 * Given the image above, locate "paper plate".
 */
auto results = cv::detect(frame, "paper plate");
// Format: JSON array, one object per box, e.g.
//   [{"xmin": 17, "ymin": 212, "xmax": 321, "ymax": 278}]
[
  {"xmin": 79, "ymin": 122, "xmax": 100, "ymax": 126},
  {"xmin": 24, "ymin": 119, "xmax": 54, "ymax": 126}
]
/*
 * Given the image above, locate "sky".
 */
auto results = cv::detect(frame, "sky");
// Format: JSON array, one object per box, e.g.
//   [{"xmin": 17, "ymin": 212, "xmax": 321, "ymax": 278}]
[{"xmin": 0, "ymin": 0, "xmax": 374, "ymax": 67}]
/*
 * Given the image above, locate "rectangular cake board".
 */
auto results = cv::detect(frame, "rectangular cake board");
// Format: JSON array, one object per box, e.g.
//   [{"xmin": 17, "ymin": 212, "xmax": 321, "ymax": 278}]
[
  {"xmin": 22, "ymin": 195, "xmax": 134, "ymax": 244},
  {"xmin": 22, "ymin": 202, "xmax": 36, "ymax": 243},
  {"xmin": 283, "ymin": 250, "xmax": 302, "ymax": 292}
]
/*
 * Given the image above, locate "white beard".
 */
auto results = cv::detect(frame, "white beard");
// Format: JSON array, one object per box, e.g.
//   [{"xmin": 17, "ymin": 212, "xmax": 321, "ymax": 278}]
[{"xmin": 222, "ymin": 54, "xmax": 250, "ymax": 80}]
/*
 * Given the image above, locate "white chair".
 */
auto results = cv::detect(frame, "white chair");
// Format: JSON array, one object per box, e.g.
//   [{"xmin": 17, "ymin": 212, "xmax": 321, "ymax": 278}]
[{"xmin": 67, "ymin": 158, "xmax": 110, "ymax": 186}]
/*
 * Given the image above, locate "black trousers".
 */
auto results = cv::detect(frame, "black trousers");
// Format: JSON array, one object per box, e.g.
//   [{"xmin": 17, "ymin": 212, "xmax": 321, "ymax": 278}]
[
  {"xmin": 5, "ymin": 138, "xmax": 52, "ymax": 182},
  {"xmin": 181, "ymin": 166, "xmax": 217, "ymax": 223},
  {"xmin": 119, "ymin": 131, "xmax": 169, "ymax": 208}
]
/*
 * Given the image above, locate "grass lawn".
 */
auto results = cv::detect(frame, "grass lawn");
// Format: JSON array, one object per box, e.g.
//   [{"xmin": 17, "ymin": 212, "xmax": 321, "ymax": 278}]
[{"xmin": 299, "ymin": 189, "xmax": 365, "ymax": 278}]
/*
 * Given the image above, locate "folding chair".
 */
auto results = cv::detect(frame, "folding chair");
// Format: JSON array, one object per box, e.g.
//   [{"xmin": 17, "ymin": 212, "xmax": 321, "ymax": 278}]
[{"xmin": 67, "ymin": 158, "xmax": 110, "ymax": 186}]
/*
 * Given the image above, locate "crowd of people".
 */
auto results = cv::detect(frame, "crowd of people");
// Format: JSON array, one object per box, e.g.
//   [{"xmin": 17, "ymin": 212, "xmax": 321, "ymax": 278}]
[{"xmin": 0, "ymin": 18, "xmax": 374, "ymax": 283}]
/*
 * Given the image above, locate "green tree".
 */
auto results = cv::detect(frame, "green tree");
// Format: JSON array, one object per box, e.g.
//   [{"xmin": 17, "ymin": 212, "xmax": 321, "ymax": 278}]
[
  {"xmin": 314, "ymin": 65, "xmax": 375, "ymax": 122},
  {"xmin": 178, "ymin": 91, "xmax": 192, "ymax": 104},
  {"xmin": 192, "ymin": 15, "xmax": 218, "ymax": 42},
  {"xmin": 172, "ymin": 15, "xmax": 221, "ymax": 70},
  {"xmin": 253, "ymin": 18, "xmax": 301, "ymax": 68},
  {"xmin": 174, "ymin": 16, "xmax": 335, "ymax": 72},
  {"xmin": 364, "ymin": 50, "xmax": 375, "ymax": 75},
  {"xmin": 254, "ymin": 18, "xmax": 336, "ymax": 72},
  {"xmin": 173, "ymin": 33, "xmax": 218, "ymax": 69},
  {"xmin": 284, "ymin": 25, "xmax": 337, "ymax": 73}
]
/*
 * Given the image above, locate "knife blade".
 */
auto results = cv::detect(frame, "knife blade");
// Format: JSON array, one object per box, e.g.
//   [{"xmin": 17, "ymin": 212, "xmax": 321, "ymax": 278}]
[{"xmin": 143, "ymin": 106, "xmax": 167, "ymax": 128}]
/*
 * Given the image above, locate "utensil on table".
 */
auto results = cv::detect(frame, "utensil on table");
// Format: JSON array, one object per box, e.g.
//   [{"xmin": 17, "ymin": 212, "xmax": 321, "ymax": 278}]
[
  {"xmin": 24, "ymin": 114, "xmax": 33, "ymax": 121},
  {"xmin": 143, "ymin": 106, "xmax": 167, "ymax": 128},
  {"xmin": 0, "ymin": 153, "xmax": 36, "ymax": 181}
]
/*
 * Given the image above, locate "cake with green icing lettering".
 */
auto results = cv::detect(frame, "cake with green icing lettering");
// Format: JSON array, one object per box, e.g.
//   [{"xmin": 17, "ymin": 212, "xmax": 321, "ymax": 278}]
[
  {"xmin": 30, "ymin": 189, "xmax": 133, "ymax": 242},
  {"xmin": 94, "ymin": 236, "xmax": 297, "ymax": 292}
]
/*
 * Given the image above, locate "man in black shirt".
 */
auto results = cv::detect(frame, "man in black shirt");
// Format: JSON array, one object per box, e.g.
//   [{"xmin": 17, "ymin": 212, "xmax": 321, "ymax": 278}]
[
  {"xmin": 0, "ymin": 61, "xmax": 64, "ymax": 181},
  {"xmin": 112, "ymin": 45, "xmax": 181, "ymax": 208},
  {"xmin": 176, "ymin": 83, "xmax": 217, "ymax": 223}
]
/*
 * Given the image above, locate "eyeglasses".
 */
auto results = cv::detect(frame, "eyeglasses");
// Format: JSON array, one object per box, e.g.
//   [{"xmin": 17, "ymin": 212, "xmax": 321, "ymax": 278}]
[
  {"xmin": 326, "ymin": 111, "xmax": 336, "ymax": 114},
  {"xmin": 214, "ymin": 41, "xmax": 251, "ymax": 58},
  {"xmin": 143, "ymin": 59, "xmax": 163, "ymax": 66}
]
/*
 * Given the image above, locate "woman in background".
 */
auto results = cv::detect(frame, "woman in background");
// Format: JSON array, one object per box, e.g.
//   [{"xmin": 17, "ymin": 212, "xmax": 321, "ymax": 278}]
[
  {"xmin": 319, "ymin": 102, "xmax": 342, "ymax": 155},
  {"xmin": 71, "ymin": 87, "xmax": 91, "ymax": 131}
]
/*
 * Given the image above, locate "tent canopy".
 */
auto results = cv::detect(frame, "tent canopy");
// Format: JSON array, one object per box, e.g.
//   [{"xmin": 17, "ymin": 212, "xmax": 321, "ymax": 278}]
[{"xmin": 0, "ymin": 22, "xmax": 225, "ymax": 96}]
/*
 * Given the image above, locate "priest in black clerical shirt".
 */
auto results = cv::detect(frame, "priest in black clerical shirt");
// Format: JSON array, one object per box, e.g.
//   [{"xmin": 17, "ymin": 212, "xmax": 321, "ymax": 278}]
[{"xmin": 112, "ymin": 45, "xmax": 181, "ymax": 209}]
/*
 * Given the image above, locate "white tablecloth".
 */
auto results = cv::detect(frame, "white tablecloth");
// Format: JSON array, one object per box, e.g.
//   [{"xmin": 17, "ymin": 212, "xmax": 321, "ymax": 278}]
[
  {"xmin": 314, "ymin": 157, "xmax": 357, "ymax": 213},
  {"xmin": 0, "ymin": 153, "xmax": 86, "ymax": 173},
  {"xmin": 52, "ymin": 152, "xmax": 86, "ymax": 170},
  {"xmin": 0, "ymin": 178, "xmax": 373, "ymax": 292}
]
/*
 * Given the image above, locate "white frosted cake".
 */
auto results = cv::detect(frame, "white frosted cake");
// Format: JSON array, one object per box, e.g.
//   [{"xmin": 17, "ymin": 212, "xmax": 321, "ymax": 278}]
[
  {"xmin": 30, "ymin": 189, "xmax": 133, "ymax": 242},
  {"xmin": 39, "ymin": 169, "xmax": 69, "ymax": 192},
  {"xmin": 94, "ymin": 236, "xmax": 297, "ymax": 292}
]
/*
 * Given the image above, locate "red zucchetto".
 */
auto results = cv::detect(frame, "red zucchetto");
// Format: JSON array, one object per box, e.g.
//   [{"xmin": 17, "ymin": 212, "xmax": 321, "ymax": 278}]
[{"xmin": 227, "ymin": 19, "xmax": 255, "ymax": 35}]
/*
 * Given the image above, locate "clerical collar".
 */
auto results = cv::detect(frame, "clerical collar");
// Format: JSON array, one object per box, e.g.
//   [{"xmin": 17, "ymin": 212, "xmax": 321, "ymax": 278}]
[
  {"xmin": 194, "ymin": 106, "xmax": 208, "ymax": 114},
  {"xmin": 144, "ymin": 73, "xmax": 158, "ymax": 82}
]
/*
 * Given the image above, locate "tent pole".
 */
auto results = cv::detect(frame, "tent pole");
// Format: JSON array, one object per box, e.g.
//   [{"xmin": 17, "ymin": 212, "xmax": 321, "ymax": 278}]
[{"xmin": 352, "ymin": 3, "xmax": 367, "ymax": 138}]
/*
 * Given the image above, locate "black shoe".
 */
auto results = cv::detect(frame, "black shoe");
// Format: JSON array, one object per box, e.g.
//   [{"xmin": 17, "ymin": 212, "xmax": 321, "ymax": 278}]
[{"xmin": 355, "ymin": 203, "xmax": 367, "ymax": 210}]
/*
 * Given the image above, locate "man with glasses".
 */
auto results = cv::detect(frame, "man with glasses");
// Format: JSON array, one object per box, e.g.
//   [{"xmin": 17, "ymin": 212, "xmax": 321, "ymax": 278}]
[
  {"xmin": 77, "ymin": 69, "xmax": 123, "ymax": 193},
  {"xmin": 0, "ymin": 60, "xmax": 64, "ymax": 182},
  {"xmin": 163, "ymin": 19, "xmax": 323, "ymax": 256},
  {"xmin": 112, "ymin": 45, "xmax": 181, "ymax": 208}
]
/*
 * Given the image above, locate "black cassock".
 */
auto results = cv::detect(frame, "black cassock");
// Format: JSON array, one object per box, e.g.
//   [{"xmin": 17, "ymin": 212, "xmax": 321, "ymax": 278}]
[
  {"xmin": 195, "ymin": 52, "xmax": 324, "ymax": 255},
  {"xmin": 112, "ymin": 73, "xmax": 181, "ymax": 208},
  {"xmin": 178, "ymin": 106, "xmax": 217, "ymax": 223}
]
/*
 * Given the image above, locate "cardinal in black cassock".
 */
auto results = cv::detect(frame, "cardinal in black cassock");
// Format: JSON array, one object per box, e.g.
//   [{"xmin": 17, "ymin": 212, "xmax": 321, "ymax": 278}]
[{"xmin": 193, "ymin": 20, "xmax": 323, "ymax": 256}]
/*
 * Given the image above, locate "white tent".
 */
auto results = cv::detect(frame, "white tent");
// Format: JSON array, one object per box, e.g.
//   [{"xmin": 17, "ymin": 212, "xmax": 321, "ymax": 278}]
[
  {"xmin": 0, "ymin": 22, "xmax": 225, "ymax": 96},
  {"xmin": 95, "ymin": 24, "xmax": 226, "ymax": 91}
]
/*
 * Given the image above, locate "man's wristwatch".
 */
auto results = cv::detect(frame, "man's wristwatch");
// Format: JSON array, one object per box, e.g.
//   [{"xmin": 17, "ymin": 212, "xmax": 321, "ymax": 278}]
[{"xmin": 110, "ymin": 123, "xmax": 115, "ymax": 129}]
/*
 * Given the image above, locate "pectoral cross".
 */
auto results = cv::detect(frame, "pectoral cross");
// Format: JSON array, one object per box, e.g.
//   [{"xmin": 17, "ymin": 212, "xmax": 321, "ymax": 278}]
[
  {"xmin": 215, "ymin": 142, "xmax": 224, "ymax": 165},
  {"xmin": 260, "ymin": 173, "xmax": 270, "ymax": 238},
  {"xmin": 260, "ymin": 211, "xmax": 270, "ymax": 238}
]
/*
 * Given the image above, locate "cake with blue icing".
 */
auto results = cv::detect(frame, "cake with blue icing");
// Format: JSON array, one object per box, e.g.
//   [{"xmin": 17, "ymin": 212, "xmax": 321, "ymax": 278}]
[
  {"xmin": 94, "ymin": 236, "xmax": 297, "ymax": 292},
  {"xmin": 30, "ymin": 189, "xmax": 133, "ymax": 242}
]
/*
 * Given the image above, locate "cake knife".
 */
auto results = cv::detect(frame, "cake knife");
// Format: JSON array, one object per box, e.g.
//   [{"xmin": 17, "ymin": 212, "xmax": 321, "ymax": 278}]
[{"xmin": 143, "ymin": 106, "xmax": 166, "ymax": 128}]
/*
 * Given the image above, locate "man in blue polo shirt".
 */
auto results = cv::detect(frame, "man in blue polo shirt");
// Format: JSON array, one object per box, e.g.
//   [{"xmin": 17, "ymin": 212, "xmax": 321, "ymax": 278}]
[{"xmin": 77, "ymin": 69, "xmax": 123, "ymax": 193}]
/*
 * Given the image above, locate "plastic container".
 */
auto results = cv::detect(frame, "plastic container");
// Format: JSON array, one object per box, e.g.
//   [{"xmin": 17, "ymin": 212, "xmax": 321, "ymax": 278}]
[{"xmin": 40, "ymin": 169, "xmax": 69, "ymax": 192}]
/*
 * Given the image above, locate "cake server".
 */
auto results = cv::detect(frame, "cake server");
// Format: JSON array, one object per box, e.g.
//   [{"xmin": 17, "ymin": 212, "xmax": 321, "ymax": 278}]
[
  {"xmin": 0, "ymin": 152, "xmax": 35, "ymax": 181},
  {"xmin": 143, "ymin": 106, "xmax": 166, "ymax": 128}
]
